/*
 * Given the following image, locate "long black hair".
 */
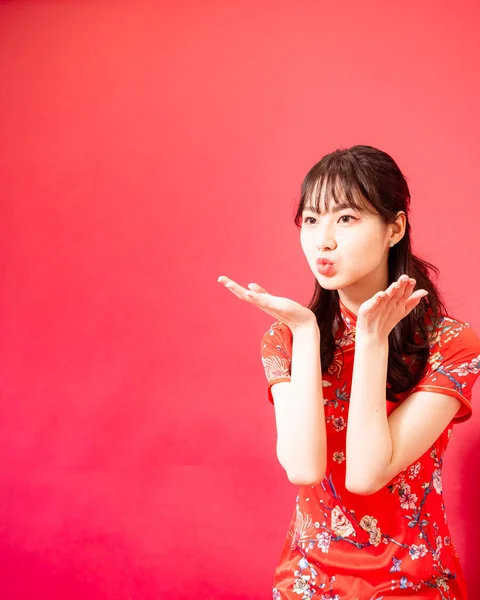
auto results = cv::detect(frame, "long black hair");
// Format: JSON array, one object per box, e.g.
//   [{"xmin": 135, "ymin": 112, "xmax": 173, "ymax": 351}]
[{"xmin": 293, "ymin": 145, "xmax": 449, "ymax": 401}]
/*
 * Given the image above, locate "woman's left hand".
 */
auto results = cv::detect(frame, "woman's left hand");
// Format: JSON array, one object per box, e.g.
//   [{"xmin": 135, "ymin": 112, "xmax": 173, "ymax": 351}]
[{"xmin": 356, "ymin": 274, "xmax": 429, "ymax": 340}]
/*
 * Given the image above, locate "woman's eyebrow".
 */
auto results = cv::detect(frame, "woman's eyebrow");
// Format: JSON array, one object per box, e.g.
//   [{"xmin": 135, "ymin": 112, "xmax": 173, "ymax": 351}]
[{"xmin": 303, "ymin": 201, "xmax": 355, "ymax": 215}]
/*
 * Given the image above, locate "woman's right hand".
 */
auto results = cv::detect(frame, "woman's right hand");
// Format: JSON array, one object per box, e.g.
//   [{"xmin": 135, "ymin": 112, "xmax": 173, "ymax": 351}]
[{"xmin": 217, "ymin": 275, "xmax": 318, "ymax": 333}]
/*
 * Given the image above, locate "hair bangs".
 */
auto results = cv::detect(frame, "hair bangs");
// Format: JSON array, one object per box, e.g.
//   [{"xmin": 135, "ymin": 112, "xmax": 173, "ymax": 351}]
[{"xmin": 296, "ymin": 156, "xmax": 376, "ymax": 225}]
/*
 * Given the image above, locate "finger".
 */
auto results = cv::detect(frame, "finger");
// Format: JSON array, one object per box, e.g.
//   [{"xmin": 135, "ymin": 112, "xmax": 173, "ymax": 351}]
[
  {"xmin": 405, "ymin": 290, "xmax": 428, "ymax": 314},
  {"xmin": 245, "ymin": 288, "xmax": 270, "ymax": 305},
  {"xmin": 218, "ymin": 276, "xmax": 242, "ymax": 292},
  {"xmin": 218, "ymin": 275, "xmax": 235, "ymax": 287},
  {"xmin": 391, "ymin": 275, "xmax": 410, "ymax": 299},
  {"xmin": 219, "ymin": 277, "xmax": 280, "ymax": 319},
  {"xmin": 221, "ymin": 278, "xmax": 250, "ymax": 300},
  {"xmin": 362, "ymin": 290, "xmax": 387, "ymax": 314},
  {"xmin": 228, "ymin": 282, "xmax": 274, "ymax": 312},
  {"xmin": 384, "ymin": 281, "xmax": 402, "ymax": 305},
  {"xmin": 399, "ymin": 278, "xmax": 416, "ymax": 303},
  {"xmin": 219, "ymin": 277, "xmax": 262, "ymax": 298},
  {"xmin": 384, "ymin": 276, "xmax": 410, "ymax": 308},
  {"xmin": 377, "ymin": 290, "xmax": 389, "ymax": 304},
  {"xmin": 220, "ymin": 276, "xmax": 236, "ymax": 289},
  {"xmin": 247, "ymin": 282, "xmax": 268, "ymax": 294},
  {"xmin": 244, "ymin": 289, "xmax": 286, "ymax": 320}
]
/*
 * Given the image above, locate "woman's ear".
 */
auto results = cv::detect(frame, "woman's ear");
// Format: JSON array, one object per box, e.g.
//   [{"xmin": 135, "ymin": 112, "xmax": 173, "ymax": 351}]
[{"xmin": 390, "ymin": 211, "xmax": 406, "ymax": 244}]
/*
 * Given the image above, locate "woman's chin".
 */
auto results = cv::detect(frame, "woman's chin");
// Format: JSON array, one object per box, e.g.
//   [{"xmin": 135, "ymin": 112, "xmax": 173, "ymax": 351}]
[{"xmin": 315, "ymin": 274, "xmax": 341, "ymax": 290}]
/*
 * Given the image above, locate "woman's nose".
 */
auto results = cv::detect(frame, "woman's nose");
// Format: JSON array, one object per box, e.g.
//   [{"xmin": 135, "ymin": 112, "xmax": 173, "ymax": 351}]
[{"xmin": 316, "ymin": 228, "xmax": 336, "ymax": 251}]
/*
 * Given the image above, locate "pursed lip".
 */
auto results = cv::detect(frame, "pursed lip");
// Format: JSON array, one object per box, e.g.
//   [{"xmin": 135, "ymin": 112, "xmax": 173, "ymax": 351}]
[{"xmin": 316, "ymin": 258, "xmax": 335, "ymax": 266}]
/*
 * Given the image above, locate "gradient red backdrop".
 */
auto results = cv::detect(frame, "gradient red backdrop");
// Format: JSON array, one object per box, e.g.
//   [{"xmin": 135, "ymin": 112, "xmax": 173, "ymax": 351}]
[{"xmin": 1, "ymin": 1, "xmax": 479, "ymax": 598}]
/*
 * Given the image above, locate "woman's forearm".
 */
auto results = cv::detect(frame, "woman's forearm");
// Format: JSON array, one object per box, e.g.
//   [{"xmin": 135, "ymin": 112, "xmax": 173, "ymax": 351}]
[
  {"xmin": 277, "ymin": 321, "xmax": 327, "ymax": 484},
  {"xmin": 345, "ymin": 334, "xmax": 392, "ymax": 493}
]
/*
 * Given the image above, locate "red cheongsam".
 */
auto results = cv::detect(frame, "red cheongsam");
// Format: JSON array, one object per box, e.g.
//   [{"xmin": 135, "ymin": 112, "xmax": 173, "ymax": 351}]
[{"xmin": 260, "ymin": 299, "xmax": 480, "ymax": 600}]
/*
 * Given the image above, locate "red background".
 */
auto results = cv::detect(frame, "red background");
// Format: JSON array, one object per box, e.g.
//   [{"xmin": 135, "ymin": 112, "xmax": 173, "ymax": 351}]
[{"xmin": 1, "ymin": 1, "xmax": 479, "ymax": 598}]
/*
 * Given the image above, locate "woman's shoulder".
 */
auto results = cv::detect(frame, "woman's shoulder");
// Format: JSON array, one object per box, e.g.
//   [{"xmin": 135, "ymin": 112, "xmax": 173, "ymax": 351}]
[
  {"xmin": 260, "ymin": 321, "xmax": 293, "ymax": 354},
  {"xmin": 260, "ymin": 322, "xmax": 293, "ymax": 392},
  {"xmin": 410, "ymin": 309, "xmax": 480, "ymax": 423},
  {"xmin": 262, "ymin": 320, "xmax": 293, "ymax": 339},
  {"xmin": 425, "ymin": 308, "xmax": 480, "ymax": 353}
]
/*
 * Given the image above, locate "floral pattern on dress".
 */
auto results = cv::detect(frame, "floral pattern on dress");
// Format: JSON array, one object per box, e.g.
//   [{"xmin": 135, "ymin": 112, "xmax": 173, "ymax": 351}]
[{"xmin": 260, "ymin": 303, "xmax": 480, "ymax": 599}]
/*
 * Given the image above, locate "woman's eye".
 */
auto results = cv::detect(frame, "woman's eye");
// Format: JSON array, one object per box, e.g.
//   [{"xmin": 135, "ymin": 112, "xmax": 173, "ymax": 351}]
[
  {"xmin": 303, "ymin": 215, "xmax": 357, "ymax": 225},
  {"xmin": 338, "ymin": 215, "xmax": 356, "ymax": 224}
]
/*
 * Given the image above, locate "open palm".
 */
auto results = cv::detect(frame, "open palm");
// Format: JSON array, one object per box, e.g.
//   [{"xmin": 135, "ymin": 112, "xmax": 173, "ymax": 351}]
[
  {"xmin": 357, "ymin": 274, "xmax": 428, "ymax": 339},
  {"xmin": 217, "ymin": 275, "xmax": 316, "ymax": 332}
]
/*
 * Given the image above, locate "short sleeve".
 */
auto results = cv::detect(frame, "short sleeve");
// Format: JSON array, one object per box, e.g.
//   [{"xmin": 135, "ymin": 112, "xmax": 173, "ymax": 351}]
[
  {"xmin": 410, "ymin": 318, "xmax": 480, "ymax": 424},
  {"xmin": 260, "ymin": 321, "xmax": 293, "ymax": 404}
]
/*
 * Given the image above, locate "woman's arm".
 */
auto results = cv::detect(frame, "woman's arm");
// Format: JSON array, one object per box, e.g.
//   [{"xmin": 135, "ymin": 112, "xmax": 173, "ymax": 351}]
[
  {"xmin": 345, "ymin": 334, "xmax": 392, "ymax": 493},
  {"xmin": 217, "ymin": 275, "xmax": 328, "ymax": 486},
  {"xmin": 345, "ymin": 333, "xmax": 463, "ymax": 495},
  {"xmin": 272, "ymin": 321, "xmax": 327, "ymax": 486},
  {"xmin": 344, "ymin": 276, "xmax": 426, "ymax": 494}
]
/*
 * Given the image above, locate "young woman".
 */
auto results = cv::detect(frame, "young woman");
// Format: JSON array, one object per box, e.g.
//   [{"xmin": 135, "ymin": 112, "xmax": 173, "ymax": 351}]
[{"xmin": 217, "ymin": 145, "xmax": 480, "ymax": 600}]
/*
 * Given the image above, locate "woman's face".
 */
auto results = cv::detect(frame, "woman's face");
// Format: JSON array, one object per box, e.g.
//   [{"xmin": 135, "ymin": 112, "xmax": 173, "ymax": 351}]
[{"xmin": 300, "ymin": 185, "xmax": 395, "ymax": 295}]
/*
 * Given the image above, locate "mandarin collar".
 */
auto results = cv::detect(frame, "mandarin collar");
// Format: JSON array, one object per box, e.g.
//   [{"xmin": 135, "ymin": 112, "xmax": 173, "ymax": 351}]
[
  {"xmin": 339, "ymin": 298, "xmax": 357, "ymax": 328},
  {"xmin": 335, "ymin": 298, "xmax": 357, "ymax": 346}
]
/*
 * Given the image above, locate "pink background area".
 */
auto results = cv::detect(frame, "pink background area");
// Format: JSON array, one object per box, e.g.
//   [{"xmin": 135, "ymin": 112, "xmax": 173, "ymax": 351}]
[{"xmin": 1, "ymin": 1, "xmax": 479, "ymax": 598}]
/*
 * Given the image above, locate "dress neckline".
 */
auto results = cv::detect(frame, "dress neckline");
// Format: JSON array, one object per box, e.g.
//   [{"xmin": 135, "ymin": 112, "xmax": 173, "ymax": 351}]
[
  {"xmin": 334, "ymin": 297, "xmax": 357, "ymax": 347},
  {"xmin": 339, "ymin": 298, "xmax": 357, "ymax": 327}
]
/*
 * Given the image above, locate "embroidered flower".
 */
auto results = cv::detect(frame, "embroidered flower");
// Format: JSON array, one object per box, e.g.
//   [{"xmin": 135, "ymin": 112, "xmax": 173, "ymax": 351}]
[
  {"xmin": 292, "ymin": 575, "xmax": 313, "ymax": 598},
  {"xmin": 316, "ymin": 531, "xmax": 331, "ymax": 553},
  {"xmin": 399, "ymin": 483, "xmax": 418, "ymax": 509},
  {"xmin": 272, "ymin": 588, "xmax": 281, "ymax": 600},
  {"xmin": 409, "ymin": 544, "xmax": 428, "ymax": 560},
  {"xmin": 328, "ymin": 354, "xmax": 344, "ymax": 379},
  {"xmin": 359, "ymin": 515, "xmax": 377, "ymax": 531},
  {"xmin": 370, "ymin": 528, "xmax": 382, "ymax": 546},
  {"xmin": 454, "ymin": 355, "xmax": 480, "ymax": 376},
  {"xmin": 360, "ymin": 515, "xmax": 382, "ymax": 547},
  {"xmin": 436, "ymin": 575, "xmax": 451, "ymax": 593},
  {"xmin": 432, "ymin": 469, "xmax": 443, "ymax": 494},
  {"xmin": 332, "ymin": 416, "xmax": 346, "ymax": 432},
  {"xmin": 333, "ymin": 451, "xmax": 345, "ymax": 463},
  {"xmin": 331, "ymin": 506, "xmax": 355, "ymax": 537}
]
